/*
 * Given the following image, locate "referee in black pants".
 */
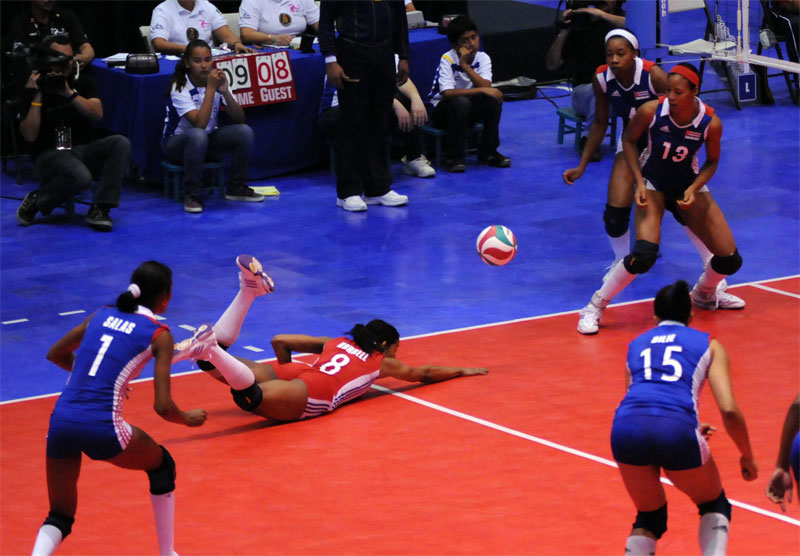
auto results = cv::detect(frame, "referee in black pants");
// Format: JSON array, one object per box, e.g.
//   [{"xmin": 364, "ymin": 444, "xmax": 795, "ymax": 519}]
[{"xmin": 319, "ymin": 0, "xmax": 410, "ymax": 212}]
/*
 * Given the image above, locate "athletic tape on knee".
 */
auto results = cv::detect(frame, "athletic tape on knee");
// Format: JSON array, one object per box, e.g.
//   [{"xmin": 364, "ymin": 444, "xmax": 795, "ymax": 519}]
[
  {"xmin": 604, "ymin": 204, "xmax": 631, "ymax": 238},
  {"xmin": 697, "ymin": 490, "xmax": 732, "ymax": 521},
  {"xmin": 147, "ymin": 446, "xmax": 176, "ymax": 495},
  {"xmin": 44, "ymin": 511, "xmax": 75, "ymax": 539},
  {"xmin": 624, "ymin": 240, "xmax": 659, "ymax": 274},
  {"xmin": 632, "ymin": 503, "xmax": 667, "ymax": 539},
  {"xmin": 709, "ymin": 249, "xmax": 742, "ymax": 276},
  {"xmin": 231, "ymin": 383, "xmax": 263, "ymax": 412}
]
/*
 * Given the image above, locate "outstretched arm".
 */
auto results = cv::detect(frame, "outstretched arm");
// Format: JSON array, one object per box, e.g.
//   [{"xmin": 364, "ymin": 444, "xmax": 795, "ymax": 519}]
[
  {"xmin": 152, "ymin": 331, "xmax": 207, "ymax": 427},
  {"xmin": 271, "ymin": 334, "xmax": 331, "ymax": 364},
  {"xmin": 379, "ymin": 357, "xmax": 487, "ymax": 383}
]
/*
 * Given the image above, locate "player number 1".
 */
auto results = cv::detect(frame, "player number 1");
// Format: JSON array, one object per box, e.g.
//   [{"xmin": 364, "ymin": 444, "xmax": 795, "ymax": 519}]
[{"xmin": 88, "ymin": 334, "xmax": 114, "ymax": 377}]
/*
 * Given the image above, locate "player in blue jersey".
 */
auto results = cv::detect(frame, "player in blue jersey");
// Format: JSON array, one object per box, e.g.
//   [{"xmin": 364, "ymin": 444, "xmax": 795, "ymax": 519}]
[
  {"xmin": 32, "ymin": 261, "xmax": 207, "ymax": 556},
  {"xmin": 766, "ymin": 394, "xmax": 800, "ymax": 511},
  {"xmin": 578, "ymin": 63, "xmax": 745, "ymax": 334},
  {"xmin": 611, "ymin": 280, "xmax": 757, "ymax": 555}
]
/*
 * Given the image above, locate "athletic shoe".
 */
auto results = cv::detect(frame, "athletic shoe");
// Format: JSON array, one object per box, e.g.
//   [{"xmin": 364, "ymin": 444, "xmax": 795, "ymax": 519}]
[
  {"xmin": 86, "ymin": 204, "xmax": 112, "ymax": 232},
  {"xmin": 226, "ymin": 186, "xmax": 264, "ymax": 202},
  {"xmin": 183, "ymin": 195, "xmax": 203, "ymax": 213},
  {"xmin": 172, "ymin": 323, "xmax": 216, "ymax": 363},
  {"xmin": 477, "ymin": 151, "xmax": 511, "ymax": 168},
  {"xmin": 236, "ymin": 254, "xmax": 275, "ymax": 295},
  {"xmin": 577, "ymin": 292, "xmax": 605, "ymax": 335},
  {"xmin": 337, "ymin": 195, "xmax": 367, "ymax": 212},
  {"xmin": 691, "ymin": 283, "xmax": 745, "ymax": 310},
  {"xmin": 364, "ymin": 190, "xmax": 408, "ymax": 207},
  {"xmin": 404, "ymin": 155, "xmax": 436, "ymax": 178},
  {"xmin": 444, "ymin": 158, "xmax": 466, "ymax": 173},
  {"xmin": 16, "ymin": 191, "xmax": 40, "ymax": 226}
]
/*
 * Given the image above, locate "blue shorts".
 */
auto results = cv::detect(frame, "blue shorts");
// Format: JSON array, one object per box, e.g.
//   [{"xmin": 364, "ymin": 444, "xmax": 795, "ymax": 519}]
[
  {"xmin": 46, "ymin": 412, "xmax": 132, "ymax": 460},
  {"xmin": 791, "ymin": 432, "xmax": 800, "ymax": 483},
  {"xmin": 611, "ymin": 413, "xmax": 709, "ymax": 471}
]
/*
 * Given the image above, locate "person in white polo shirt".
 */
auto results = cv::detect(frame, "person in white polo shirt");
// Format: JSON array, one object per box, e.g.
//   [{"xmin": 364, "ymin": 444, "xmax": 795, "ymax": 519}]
[
  {"xmin": 150, "ymin": 0, "xmax": 252, "ymax": 55},
  {"xmin": 238, "ymin": 0, "xmax": 320, "ymax": 47}
]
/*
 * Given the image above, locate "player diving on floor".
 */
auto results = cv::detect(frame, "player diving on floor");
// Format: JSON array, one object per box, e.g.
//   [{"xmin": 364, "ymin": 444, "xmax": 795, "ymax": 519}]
[{"xmin": 172, "ymin": 255, "xmax": 488, "ymax": 422}]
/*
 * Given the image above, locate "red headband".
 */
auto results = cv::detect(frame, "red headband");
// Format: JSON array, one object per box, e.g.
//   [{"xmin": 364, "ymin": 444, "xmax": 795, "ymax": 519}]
[{"xmin": 670, "ymin": 65, "xmax": 700, "ymax": 87}]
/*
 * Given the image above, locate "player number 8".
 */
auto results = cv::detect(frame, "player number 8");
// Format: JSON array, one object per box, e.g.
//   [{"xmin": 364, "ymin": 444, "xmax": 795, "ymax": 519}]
[{"xmin": 319, "ymin": 353, "xmax": 350, "ymax": 375}]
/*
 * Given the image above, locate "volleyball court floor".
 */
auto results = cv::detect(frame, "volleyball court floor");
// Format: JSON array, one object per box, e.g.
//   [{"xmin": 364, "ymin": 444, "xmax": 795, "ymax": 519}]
[{"xmin": 1, "ymin": 59, "xmax": 799, "ymax": 553}]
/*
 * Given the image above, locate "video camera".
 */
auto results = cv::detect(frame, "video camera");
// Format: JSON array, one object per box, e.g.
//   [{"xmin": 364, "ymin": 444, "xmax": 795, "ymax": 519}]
[
  {"xmin": 557, "ymin": 1, "xmax": 597, "ymax": 31},
  {"xmin": 35, "ymin": 46, "xmax": 73, "ymax": 95}
]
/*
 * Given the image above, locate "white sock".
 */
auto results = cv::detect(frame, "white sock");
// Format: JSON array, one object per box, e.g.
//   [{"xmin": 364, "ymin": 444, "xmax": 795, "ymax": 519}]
[
  {"xmin": 207, "ymin": 345, "xmax": 256, "ymax": 390},
  {"xmin": 697, "ymin": 264, "xmax": 726, "ymax": 296},
  {"xmin": 698, "ymin": 513, "xmax": 729, "ymax": 556},
  {"xmin": 597, "ymin": 259, "xmax": 636, "ymax": 306},
  {"xmin": 151, "ymin": 492, "xmax": 175, "ymax": 556},
  {"xmin": 213, "ymin": 290, "xmax": 257, "ymax": 347},
  {"xmin": 32, "ymin": 524, "xmax": 62, "ymax": 556},
  {"xmin": 608, "ymin": 229, "xmax": 631, "ymax": 262},
  {"xmin": 684, "ymin": 226, "xmax": 713, "ymax": 267},
  {"xmin": 625, "ymin": 534, "xmax": 656, "ymax": 555}
]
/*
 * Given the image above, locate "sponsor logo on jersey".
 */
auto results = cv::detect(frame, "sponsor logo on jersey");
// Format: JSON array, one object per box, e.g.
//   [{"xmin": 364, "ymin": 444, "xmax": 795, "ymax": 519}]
[
  {"xmin": 685, "ymin": 130, "xmax": 702, "ymax": 141},
  {"xmin": 659, "ymin": 125, "xmax": 670, "ymax": 132},
  {"xmin": 611, "ymin": 90, "xmax": 621, "ymax": 97}
]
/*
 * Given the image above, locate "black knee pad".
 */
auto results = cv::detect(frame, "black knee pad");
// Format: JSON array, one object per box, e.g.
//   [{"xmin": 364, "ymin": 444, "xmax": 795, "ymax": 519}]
[
  {"xmin": 709, "ymin": 248, "xmax": 742, "ymax": 276},
  {"xmin": 43, "ymin": 511, "xmax": 75, "ymax": 539},
  {"xmin": 632, "ymin": 503, "xmax": 668, "ymax": 539},
  {"xmin": 231, "ymin": 382, "xmax": 263, "ymax": 412},
  {"xmin": 197, "ymin": 343, "xmax": 228, "ymax": 371},
  {"xmin": 624, "ymin": 240, "xmax": 659, "ymax": 274},
  {"xmin": 697, "ymin": 490, "xmax": 732, "ymax": 521},
  {"xmin": 146, "ymin": 446, "xmax": 176, "ymax": 495},
  {"xmin": 603, "ymin": 204, "xmax": 631, "ymax": 238}
]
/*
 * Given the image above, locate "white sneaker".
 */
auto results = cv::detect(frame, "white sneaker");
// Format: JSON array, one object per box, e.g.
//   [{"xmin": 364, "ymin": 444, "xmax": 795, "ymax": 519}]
[
  {"xmin": 577, "ymin": 298, "xmax": 605, "ymax": 335},
  {"xmin": 364, "ymin": 190, "xmax": 409, "ymax": 206},
  {"xmin": 337, "ymin": 195, "xmax": 367, "ymax": 212},
  {"xmin": 173, "ymin": 323, "xmax": 216, "ymax": 363},
  {"xmin": 236, "ymin": 254, "xmax": 274, "ymax": 295},
  {"xmin": 404, "ymin": 155, "xmax": 436, "ymax": 178},
  {"xmin": 691, "ymin": 283, "xmax": 745, "ymax": 310}
]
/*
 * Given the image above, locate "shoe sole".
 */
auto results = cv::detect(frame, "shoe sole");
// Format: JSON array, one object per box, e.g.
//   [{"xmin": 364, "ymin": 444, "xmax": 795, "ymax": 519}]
[
  {"xmin": 336, "ymin": 200, "xmax": 367, "ymax": 211},
  {"xmin": 364, "ymin": 199, "xmax": 408, "ymax": 206},
  {"xmin": 225, "ymin": 196, "xmax": 264, "ymax": 202},
  {"xmin": 173, "ymin": 323, "xmax": 216, "ymax": 362},
  {"xmin": 403, "ymin": 167, "xmax": 436, "ymax": 178},
  {"xmin": 236, "ymin": 254, "xmax": 275, "ymax": 292}
]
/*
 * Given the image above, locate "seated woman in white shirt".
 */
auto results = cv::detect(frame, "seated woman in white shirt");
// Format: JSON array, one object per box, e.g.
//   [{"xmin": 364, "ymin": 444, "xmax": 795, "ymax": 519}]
[
  {"xmin": 150, "ymin": 0, "xmax": 253, "ymax": 55},
  {"xmin": 238, "ymin": 0, "xmax": 320, "ymax": 47}
]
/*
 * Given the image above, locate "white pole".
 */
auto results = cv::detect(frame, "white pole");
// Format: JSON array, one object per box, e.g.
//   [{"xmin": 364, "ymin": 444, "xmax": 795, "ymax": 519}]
[{"xmin": 742, "ymin": 0, "xmax": 750, "ymax": 72}]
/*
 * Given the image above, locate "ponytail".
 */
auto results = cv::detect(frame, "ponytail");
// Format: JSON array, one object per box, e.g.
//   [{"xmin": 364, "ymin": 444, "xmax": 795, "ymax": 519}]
[
  {"xmin": 116, "ymin": 261, "xmax": 172, "ymax": 313},
  {"xmin": 654, "ymin": 280, "xmax": 692, "ymax": 324},
  {"xmin": 348, "ymin": 319, "xmax": 399, "ymax": 354}
]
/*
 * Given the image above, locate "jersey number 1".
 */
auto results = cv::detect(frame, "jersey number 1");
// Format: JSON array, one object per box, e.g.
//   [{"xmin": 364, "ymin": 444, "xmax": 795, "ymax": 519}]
[
  {"xmin": 639, "ymin": 346, "xmax": 683, "ymax": 382},
  {"xmin": 88, "ymin": 334, "xmax": 114, "ymax": 377}
]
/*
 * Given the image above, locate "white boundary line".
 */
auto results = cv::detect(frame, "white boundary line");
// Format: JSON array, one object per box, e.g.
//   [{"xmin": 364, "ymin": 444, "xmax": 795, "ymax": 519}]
[
  {"xmin": 371, "ymin": 385, "xmax": 800, "ymax": 527},
  {"xmin": 749, "ymin": 284, "xmax": 800, "ymax": 299}
]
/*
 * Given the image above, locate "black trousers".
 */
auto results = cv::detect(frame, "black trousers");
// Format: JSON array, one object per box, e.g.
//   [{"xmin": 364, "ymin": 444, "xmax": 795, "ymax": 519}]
[
  {"xmin": 334, "ymin": 38, "xmax": 396, "ymax": 199},
  {"xmin": 431, "ymin": 94, "xmax": 502, "ymax": 162}
]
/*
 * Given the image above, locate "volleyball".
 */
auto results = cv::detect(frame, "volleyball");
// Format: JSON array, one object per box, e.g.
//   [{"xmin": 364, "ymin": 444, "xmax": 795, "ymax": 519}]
[{"xmin": 476, "ymin": 225, "xmax": 517, "ymax": 266}]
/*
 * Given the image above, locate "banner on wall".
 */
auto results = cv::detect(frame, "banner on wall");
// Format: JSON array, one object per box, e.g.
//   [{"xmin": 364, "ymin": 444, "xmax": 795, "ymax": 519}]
[{"xmin": 213, "ymin": 51, "xmax": 296, "ymax": 108}]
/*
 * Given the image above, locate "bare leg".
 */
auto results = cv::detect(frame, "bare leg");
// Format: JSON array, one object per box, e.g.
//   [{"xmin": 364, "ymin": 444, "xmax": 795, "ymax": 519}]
[
  {"xmin": 32, "ymin": 455, "xmax": 82, "ymax": 555},
  {"xmin": 253, "ymin": 378, "xmax": 309, "ymax": 422},
  {"xmin": 617, "ymin": 463, "xmax": 665, "ymax": 553}
]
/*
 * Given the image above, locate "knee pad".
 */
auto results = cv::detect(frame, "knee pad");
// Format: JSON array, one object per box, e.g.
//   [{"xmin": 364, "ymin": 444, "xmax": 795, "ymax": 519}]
[
  {"xmin": 43, "ymin": 511, "xmax": 75, "ymax": 539},
  {"xmin": 146, "ymin": 446, "xmax": 176, "ymax": 495},
  {"xmin": 624, "ymin": 240, "xmax": 659, "ymax": 274},
  {"xmin": 632, "ymin": 503, "xmax": 668, "ymax": 539},
  {"xmin": 603, "ymin": 204, "xmax": 631, "ymax": 238},
  {"xmin": 697, "ymin": 490, "xmax": 732, "ymax": 521},
  {"xmin": 231, "ymin": 382, "xmax": 263, "ymax": 413},
  {"xmin": 709, "ymin": 249, "xmax": 742, "ymax": 276}
]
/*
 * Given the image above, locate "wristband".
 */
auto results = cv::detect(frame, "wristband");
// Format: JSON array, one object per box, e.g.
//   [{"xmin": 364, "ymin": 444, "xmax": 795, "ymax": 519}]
[{"xmin": 30, "ymin": 101, "xmax": 43, "ymax": 107}]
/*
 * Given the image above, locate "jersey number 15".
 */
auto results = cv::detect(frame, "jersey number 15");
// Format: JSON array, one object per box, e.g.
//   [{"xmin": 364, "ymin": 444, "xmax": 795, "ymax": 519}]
[{"xmin": 639, "ymin": 346, "xmax": 683, "ymax": 382}]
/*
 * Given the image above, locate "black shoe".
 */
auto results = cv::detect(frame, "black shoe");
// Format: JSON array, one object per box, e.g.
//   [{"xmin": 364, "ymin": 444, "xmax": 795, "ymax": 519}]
[
  {"xmin": 225, "ymin": 186, "xmax": 264, "ymax": 202},
  {"xmin": 478, "ymin": 151, "xmax": 511, "ymax": 168},
  {"xmin": 183, "ymin": 195, "xmax": 204, "ymax": 213},
  {"xmin": 580, "ymin": 137, "xmax": 602, "ymax": 163},
  {"xmin": 444, "ymin": 158, "xmax": 466, "ymax": 173},
  {"xmin": 16, "ymin": 191, "xmax": 40, "ymax": 226},
  {"xmin": 86, "ymin": 204, "xmax": 113, "ymax": 231}
]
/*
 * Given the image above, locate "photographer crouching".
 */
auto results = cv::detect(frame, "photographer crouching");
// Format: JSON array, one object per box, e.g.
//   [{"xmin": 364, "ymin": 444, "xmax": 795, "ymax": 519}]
[
  {"xmin": 545, "ymin": 0, "xmax": 626, "ymax": 162},
  {"xmin": 15, "ymin": 34, "xmax": 130, "ymax": 231}
]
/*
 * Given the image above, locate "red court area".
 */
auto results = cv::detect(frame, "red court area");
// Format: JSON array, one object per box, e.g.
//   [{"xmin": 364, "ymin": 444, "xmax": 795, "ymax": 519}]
[{"xmin": 2, "ymin": 278, "xmax": 798, "ymax": 555}]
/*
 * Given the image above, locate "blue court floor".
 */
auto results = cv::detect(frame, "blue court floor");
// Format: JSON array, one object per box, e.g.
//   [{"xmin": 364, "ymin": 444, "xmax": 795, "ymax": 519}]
[{"xmin": 1, "ymin": 67, "xmax": 798, "ymax": 401}]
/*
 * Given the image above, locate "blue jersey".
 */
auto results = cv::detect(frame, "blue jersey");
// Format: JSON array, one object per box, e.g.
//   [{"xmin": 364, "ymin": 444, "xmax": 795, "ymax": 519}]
[
  {"xmin": 615, "ymin": 321, "xmax": 712, "ymax": 427},
  {"xmin": 53, "ymin": 306, "xmax": 167, "ymax": 423},
  {"xmin": 596, "ymin": 57, "xmax": 659, "ymax": 128},
  {"xmin": 640, "ymin": 97, "xmax": 715, "ymax": 197}
]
